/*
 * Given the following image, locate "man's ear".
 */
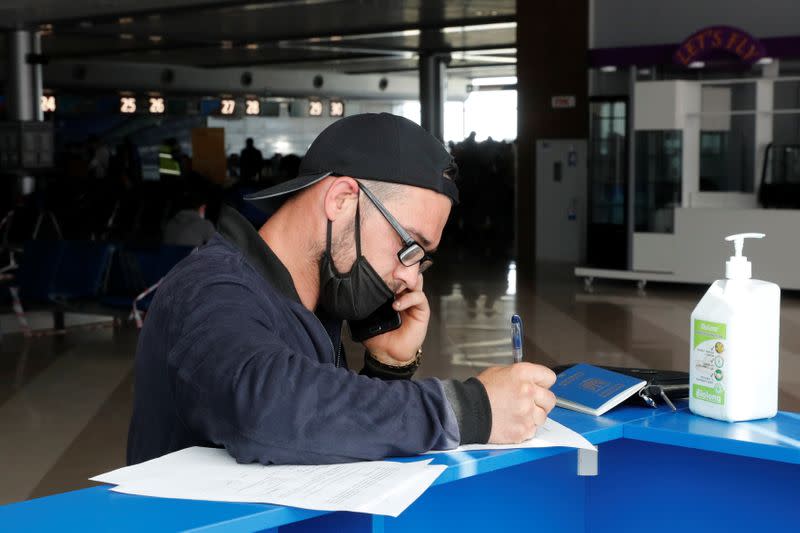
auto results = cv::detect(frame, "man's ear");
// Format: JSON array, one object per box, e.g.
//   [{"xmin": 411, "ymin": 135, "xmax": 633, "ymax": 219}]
[{"xmin": 323, "ymin": 176, "xmax": 359, "ymax": 221}]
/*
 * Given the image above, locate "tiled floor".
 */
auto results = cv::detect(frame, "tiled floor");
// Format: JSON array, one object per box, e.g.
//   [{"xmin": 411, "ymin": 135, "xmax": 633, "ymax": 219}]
[{"xmin": 1, "ymin": 250, "xmax": 798, "ymax": 505}]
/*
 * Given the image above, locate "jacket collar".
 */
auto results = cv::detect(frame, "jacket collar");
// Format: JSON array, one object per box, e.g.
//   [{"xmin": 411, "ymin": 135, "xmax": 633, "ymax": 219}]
[
  {"xmin": 217, "ymin": 205, "xmax": 346, "ymax": 366},
  {"xmin": 217, "ymin": 204, "xmax": 302, "ymax": 304}
]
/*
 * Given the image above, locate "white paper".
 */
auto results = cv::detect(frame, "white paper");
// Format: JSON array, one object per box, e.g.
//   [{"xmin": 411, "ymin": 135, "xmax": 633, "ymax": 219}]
[
  {"xmin": 372, "ymin": 465, "xmax": 446, "ymax": 517},
  {"xmin": 91, "ymin": 446, "xmax": 242, "ymax": 485},
  {"xmin": 93, "ymin": 447, "xmax": 445, "ymax": 517},
  {"xmin": 431, "ymin": 417, "xmax": 596, "ymax": 453}
]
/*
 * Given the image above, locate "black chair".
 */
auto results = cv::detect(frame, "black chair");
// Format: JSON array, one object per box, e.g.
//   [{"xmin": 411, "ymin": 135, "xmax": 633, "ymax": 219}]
[
  {"xmin": 101, "ymin": 244, "xmax": 194, "ymax": 327},
  {"xmin": 10, "ymin": 240, "xmax": 115, "ymax": 333}
]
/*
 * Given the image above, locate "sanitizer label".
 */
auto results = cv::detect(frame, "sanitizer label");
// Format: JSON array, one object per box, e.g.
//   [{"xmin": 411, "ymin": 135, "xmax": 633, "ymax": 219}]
[{"xmin": 692, "ymin": 319, "xmax": 727, "ymax": 405}]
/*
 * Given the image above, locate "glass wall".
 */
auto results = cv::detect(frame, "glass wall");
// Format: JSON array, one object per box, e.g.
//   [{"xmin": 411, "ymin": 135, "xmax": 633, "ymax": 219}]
[
  {"xmin": 462, "ymin": 90, "xmax": 517, "ymax": 142},
  {"xmin": 698, "ymin": 83, "xmax": 755, "ymax": 193},
  {"xmin": 589, "ymin": 101, "xmax": 627, "ymax": 225},
  {"xmin": 772, "ymin": 80, "xmax": 800, "ymax": 162},
  {"xmin": 635, "ymin": 131, "xmax": 682, "ymax": 233},
  {"xmin": 394, "ymin": 90, "xmax": 518, "ymax": 144},
  {"xmin": 587, "ymin": 99, "xmax": 628, "ymax": 268},
  {"xmin": 769, "ymin": 145, "xmax": 800, "ymax": 184}
]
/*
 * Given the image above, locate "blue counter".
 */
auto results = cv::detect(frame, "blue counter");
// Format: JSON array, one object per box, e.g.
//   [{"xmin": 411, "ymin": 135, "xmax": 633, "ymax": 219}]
[{"xmin": 2, "ymin": 402, "xmax": 798, "ymax": 532}]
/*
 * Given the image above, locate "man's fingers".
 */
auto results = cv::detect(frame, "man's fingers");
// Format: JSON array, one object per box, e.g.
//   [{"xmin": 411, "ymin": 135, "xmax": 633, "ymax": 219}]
[
  {"xmin": 533, "ymin": 387, "xmax": 557, "ymax": 414},
  {"xmin": 535, "ymin": 367, "xmax": 557, "ymax": 387},
  {"xmin": 514, "ymin": 363, "xmax": 557, "ymax": 387},
  {"xmin": 393, "ymin": 290, "xmax": 427, "ymax": 312},
  {"xmin": 532, "ymin": 406, "xmax": 547, "ymax": 428},
  {"xmin": 482, "ymin": 363, "xmax": 561, "ymax": 445}
]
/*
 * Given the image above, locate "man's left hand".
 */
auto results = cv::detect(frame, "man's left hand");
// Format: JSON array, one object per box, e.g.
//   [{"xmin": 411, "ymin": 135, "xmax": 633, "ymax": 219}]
[{"xmin": 362, "ymin": 273, "xmax": 428, "ymax": 366}]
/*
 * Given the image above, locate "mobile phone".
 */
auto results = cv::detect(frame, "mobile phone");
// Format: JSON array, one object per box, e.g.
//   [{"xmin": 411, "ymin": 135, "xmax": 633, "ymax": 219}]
[{"xmin": 347, "ymin": 299, "xmax": 402, "ymax": 342}]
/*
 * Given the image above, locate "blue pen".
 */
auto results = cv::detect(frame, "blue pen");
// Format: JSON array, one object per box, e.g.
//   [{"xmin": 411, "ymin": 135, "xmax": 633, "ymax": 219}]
[{"xmin": 511, "ymin": 314, "xmax": 523, "ymax": 364}]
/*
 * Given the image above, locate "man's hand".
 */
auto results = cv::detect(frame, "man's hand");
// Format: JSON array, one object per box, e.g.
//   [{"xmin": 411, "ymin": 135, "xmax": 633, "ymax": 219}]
[
  {"xmin": 477, "ymin": 363, "xmax": 557, "ymax": 443},
  {"xmin": 362, "ymin": 273, "xmax": 428, "ymax": 366}
]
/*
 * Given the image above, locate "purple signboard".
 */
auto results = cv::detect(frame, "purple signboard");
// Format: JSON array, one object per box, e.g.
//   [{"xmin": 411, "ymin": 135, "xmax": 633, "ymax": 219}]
[{"xmin": 673, "ymin": 26, "xmax": 766, "ymax": 67}]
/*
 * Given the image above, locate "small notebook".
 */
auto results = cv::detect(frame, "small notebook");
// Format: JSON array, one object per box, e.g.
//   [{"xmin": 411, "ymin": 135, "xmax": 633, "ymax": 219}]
[{"xmin": 553, "ymin": 363, "xmax": 647, "ymax": 416}]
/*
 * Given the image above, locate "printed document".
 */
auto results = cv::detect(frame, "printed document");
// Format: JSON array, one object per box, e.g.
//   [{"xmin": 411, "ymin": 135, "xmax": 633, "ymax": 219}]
[
  {"xmin": 431, "ymin": 417, "xmax": 596, "ymax": 453},
  {"xmin": 91, "ymin": 447, "xmax": 445, "ymax": 517}
]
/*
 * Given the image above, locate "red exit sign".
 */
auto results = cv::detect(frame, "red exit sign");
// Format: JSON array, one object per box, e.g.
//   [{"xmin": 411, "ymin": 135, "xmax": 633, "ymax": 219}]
[{"xmin": 551, "ymin": 95, "xmax": 576, "ymax": 109}]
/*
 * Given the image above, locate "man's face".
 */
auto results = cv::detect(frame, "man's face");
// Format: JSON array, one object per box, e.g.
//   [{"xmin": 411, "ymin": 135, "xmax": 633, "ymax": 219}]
[{"xmin": 330, "ymin": 185, "xmax": 451, "ymax": 295}]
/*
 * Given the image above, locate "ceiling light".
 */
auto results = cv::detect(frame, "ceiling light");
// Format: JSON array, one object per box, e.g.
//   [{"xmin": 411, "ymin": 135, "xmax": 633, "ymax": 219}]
[
  {"xmin": 757, "ymin": 57, "xmax": 773, "ymax": 65},
  {"xmin": 600, "ymin": 65, "xmax": 617, "ymax": 73},
  {"xmin": 441, "ymin": 22, "xmax": 515, "ymax": 34},
  {"xmin": 246, "ymin": 43, "xmax": 259, "ymax": 50},
  {"xmin": 688, "ymin": 61, "xmax": 705, "ymax": 69},
  {"xmin": 470, "ymin": 76, "xmax": 517, "ymax": 86}
]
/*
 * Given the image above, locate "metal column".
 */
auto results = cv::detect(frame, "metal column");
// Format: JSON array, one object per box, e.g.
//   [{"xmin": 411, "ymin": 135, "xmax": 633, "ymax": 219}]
[
  {"xmin": 419, "ymin": 52, "xmax": 448, "ymax": 142},
  {"xmin": 626, "ymin": 66, "xmax": 637, "ymax": 270},
  {"xmin": 31, "ymin": 31, "xmax": 44, "ymax": 121},
  {"xmin": 7, "ymin": 30, "xmax": 35, "ymax": 121}
]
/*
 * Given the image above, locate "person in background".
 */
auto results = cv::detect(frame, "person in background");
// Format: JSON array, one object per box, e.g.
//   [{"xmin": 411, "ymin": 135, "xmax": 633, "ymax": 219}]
[
  {"xmin": 159, "ymin": 138, "xmax": 182, "ymax": 180},
  {"xmin": 239, "ymin": 138, "xmax": 264, "ymax": 182},
  {"xmin": 278, "ymin": 153, "xmax": 301, "ymax": 180},
  {"xmin": 227, "ymin": 153, "xmax": 240, "ymax": 178},
  {"xmin": 87, "ymin": 134, "xmax": 111, "ymax": 180},
  {"xmin": 162, "ymin": 186, "xmax": 216, "ymax": 247},
  {"xmin": 111, "ymin": 137, "xmax": 143, "ymax": 190}
]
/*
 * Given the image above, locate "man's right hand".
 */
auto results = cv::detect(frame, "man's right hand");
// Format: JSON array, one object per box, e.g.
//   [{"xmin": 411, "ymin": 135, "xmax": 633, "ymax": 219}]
[{"xmin": 476, "ymin": 363, "xmax": 557, "ymax": 444}]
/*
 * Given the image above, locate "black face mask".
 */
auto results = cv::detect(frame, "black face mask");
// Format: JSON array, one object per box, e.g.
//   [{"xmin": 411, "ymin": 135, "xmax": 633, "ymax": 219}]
[{"xmin": 318, "ymin": 201, "xmax": 394, "ymax": 320}]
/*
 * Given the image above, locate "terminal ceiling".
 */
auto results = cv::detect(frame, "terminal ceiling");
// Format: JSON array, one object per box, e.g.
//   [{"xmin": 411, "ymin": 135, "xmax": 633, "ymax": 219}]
[{"xmin": 0, "ymin": 1, "xmax": 516, "ymax": 79}]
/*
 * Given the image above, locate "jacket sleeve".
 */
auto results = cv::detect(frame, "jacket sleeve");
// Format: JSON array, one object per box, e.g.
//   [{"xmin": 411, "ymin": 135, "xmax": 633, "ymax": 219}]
[
  {"xmin": 359, "ymin": 353, "xmax": 492, "ymax": 445},
  {"xmin": 168, "ymin": 280, "xmax": 464, "ymax": 465}
]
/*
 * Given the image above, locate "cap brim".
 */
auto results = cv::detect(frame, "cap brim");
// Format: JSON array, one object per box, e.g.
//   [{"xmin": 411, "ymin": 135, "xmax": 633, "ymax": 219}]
[{"xmin": 244, "ymin": 171, "xmax": 332, "ymax": 210}]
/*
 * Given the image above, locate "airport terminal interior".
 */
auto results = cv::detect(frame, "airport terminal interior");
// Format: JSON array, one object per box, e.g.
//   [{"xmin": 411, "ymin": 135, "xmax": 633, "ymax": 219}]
[{"xmin": 1, "ymin": 0, "xmax": 800, "ymax": 510}]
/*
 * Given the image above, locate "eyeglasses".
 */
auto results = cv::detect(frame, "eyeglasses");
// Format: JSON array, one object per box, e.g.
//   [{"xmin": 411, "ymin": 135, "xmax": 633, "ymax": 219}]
[{"xmin": 357, "ymin": 181, "xmax": 434, "ymax": 273}]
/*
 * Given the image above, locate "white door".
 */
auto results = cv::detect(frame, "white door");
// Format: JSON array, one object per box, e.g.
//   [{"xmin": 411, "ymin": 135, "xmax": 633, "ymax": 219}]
[{"xmin": 535, "ymin": 139, "xmax": 587, "ymax": 263}]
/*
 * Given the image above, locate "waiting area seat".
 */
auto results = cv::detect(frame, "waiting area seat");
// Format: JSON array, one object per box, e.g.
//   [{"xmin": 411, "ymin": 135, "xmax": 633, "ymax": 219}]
[
  {"xmin": 3, "ymin": 240, "xmax": 193, "ymax": 335},
  {"xmin": 102, "ymin": 244, "xmax": 194, "ymax": 314}
]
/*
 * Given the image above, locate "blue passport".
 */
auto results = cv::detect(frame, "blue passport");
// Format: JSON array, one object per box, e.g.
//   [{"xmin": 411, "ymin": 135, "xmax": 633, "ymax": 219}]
[{"xmin": 553, "ymin": 364, "xmax": 647, "ymax": 416}]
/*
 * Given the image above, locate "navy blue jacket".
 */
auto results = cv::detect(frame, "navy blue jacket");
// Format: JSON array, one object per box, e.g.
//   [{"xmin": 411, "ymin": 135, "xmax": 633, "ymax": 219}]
[{"xmin": 127, "ymin": 206, "xmax": 490, "ymax": 465}]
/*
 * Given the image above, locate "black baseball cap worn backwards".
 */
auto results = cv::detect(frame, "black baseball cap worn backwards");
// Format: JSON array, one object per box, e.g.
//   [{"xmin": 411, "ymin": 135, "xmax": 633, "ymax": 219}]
[{"xmin": 244, "ymin": 112, "xmax": 459, "ymax": 210}]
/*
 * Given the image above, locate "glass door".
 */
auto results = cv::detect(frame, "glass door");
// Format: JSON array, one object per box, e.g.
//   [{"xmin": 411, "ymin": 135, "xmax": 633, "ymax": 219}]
[{"xmin": 587, "ymin": 98, "xmax": 628, "ymax": 269}]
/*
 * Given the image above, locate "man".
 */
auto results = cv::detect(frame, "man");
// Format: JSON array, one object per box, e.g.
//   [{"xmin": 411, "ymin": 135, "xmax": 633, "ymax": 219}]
[
  {"xmin": 158, "ymin": 138, "xmax": 182, "ymax": 180},
  {"xmin": 239, "ymin": 137, "xmax": 264, "ymax": 182},
  {"xmin": 87, "ymin": 134, "xmax": 111, "ymax": 180},
  {"xmin": 162, "ymin": 186, "xmax": 216, "ymax": 247},
  {"xmin": 128, "ymin": 113, "xmax": 556, "ymax": 466}
]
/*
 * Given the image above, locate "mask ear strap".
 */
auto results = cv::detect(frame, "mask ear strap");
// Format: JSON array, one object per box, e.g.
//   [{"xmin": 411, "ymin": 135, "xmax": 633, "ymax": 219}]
[
  {"xmin": 327, "ymin": 193, "xmax": 361, "ymax": 255},
  {"xmin": 354, "ymin": 197, "xmax": 362, "ymax": 256}
]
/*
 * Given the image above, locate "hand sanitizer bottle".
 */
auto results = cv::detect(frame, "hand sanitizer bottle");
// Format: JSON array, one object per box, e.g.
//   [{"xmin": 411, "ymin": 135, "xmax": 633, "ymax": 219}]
[{"xmin": 689, "ymin": 233, "xmax": 780, "ymax": 422}]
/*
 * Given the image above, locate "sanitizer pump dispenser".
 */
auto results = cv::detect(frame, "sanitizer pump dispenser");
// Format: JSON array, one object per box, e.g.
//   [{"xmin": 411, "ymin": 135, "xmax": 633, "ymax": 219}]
[{"xmin": 689, "ymin": 233, "xmax": 780, "ymax": 422}]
